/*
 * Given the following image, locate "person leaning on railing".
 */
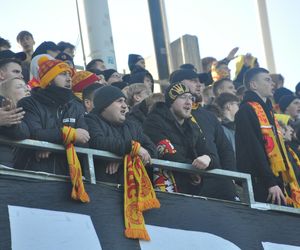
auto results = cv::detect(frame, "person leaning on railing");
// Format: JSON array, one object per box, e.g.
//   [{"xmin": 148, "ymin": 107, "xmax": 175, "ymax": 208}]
[
  {"xmin": 14, "ymin": 56, "xmax": 90, "ymax": 175},
  {"xmin": 85, "ymin": 85, "xmax": 157, "ymax": 184}
]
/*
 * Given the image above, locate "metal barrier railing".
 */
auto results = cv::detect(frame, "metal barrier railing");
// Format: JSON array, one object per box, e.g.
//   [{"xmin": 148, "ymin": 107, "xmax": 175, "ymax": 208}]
[{"xmin": 0, "ymin": 137, "xmax": 299, "ymax": 215}]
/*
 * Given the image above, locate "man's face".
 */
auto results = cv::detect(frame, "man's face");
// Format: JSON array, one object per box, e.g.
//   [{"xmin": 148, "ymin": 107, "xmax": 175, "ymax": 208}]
[
  {"xmin": 0, "ymin": 62, "xmax": 23, "ymax": 80},
  {"xmin": 182, "ymin": 78, "xmax": 202, "ymax": 99},
  {"xmin": 285, "ymin": 99, "xmax": 300, "ymax": 119},
  {"xmin": 170, "ymin": 93, "xmax": 193, "ymax": 120},
  {"xmin": 64, "ymin": 48, "xmax": 75, "ymax": 58},
  {"xmin": 226, "ymin": 101, "xmax": 239, "ymax": 117},
  {"xmin": 218, "ymin": 64, "xmax": 231, "ymax": 78},
  {"xmin": 19, "ymin": 35, "xmax": 35, "ymax": 52},
  {"xmin": 94, "ymin": 61, "xmax": 106, "ymax": 71},
  {"xmin": 251, "ymin": 73, "xmax": 274, "ymax": 98},
  {"xmin": 9, "ymin": 78, "xmax": 30, "ymax": 103},
  {"xmin": 52, "ymin": 71, "xmax": 72, "ymax": 89},
  {"xmin": 144, "ymin": 76, "xmax": 153, "ymax": 92},
  {"xmin": 136, "ymin": 59, "xmax": 145, "ymax": 69},
  {"xmin": 107, "ymin": 72, "xmax": 122, "ymax": 85},
  {"xmin": 219, "ymin": 80, "xmax": 236, "ymax": 95},
  {"xmin": 101, "ymin": 97, "xmax": 128, "ymax": 124}
]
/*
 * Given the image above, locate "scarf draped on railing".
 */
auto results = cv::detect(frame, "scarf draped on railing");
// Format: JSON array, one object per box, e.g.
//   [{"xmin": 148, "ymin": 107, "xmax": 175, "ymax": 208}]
[
  {"xmin": 124, "ymin": 141, "xmax": 160, "ymax": 241},
  {"xmin": 62, "ymin": 126, "xmax": 90, "ymax": 203}
]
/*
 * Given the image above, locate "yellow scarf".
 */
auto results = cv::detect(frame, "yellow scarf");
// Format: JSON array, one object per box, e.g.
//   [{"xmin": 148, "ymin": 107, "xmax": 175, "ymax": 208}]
[
  {"xmin": 73, "ymin": 92, "xmax": 83, "ymax": 100},
  {"xmin": 249, "ymin": 102, "xmax": 300, "ymax": 207},
  {"xmin": 62, "ymin": 126, "xmax": 90, "ymax": 203},
  {"xmin": 124, "ymin": 141, "xmax": 160, "ymax": 240}
]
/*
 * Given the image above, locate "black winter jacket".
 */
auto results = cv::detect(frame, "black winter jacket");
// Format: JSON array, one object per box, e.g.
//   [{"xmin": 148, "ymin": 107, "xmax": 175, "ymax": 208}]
[
  {"xmin": 14, "ymin": 86, "xmax": 88, "ymax": 175},
  {"xmin": 85, "ymin": 111, "xmax": 157, "ymax": 183},
  {"xmin": 192, "ymin": 107, "xmax": 236, "ymax": 171},
  {"xmin": 191, "ymin": 106, "xmax": 238, "ymax": 200},
  {"xmin": 126, "ymin": 100, "xmax": 148, "ymax": 128},
  {"xmin": 143, "ymin": 102, "xmax": 216, "ymax": 194},
  {"xmin": 235, "ymin": 91, "xmax": 284, "ymax": 202}
]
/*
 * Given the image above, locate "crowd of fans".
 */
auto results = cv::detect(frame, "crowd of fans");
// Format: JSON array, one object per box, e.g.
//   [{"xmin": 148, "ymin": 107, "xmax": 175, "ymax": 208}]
[{"xmin": 1, "ymin": 30, "xmax": 300, "ymax": 208}]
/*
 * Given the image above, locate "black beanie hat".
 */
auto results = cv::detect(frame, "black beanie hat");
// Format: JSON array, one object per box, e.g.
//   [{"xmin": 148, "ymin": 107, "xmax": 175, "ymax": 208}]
[
  {"xmin": 93, "ymin": 86, "xmax": 125, "ymax": 113},
  {"xmin": 102, "ymin": 69, "xmax": 117, "ymax": 82},
  {"xmin": 128, "ymin": 54, "xmax": 144, "ymax": 71},
  {"xmin": 273, "ymin": 87, "xmax": 293, "ymax": 104},
  {"xmin": 169, "ymin": 69, "xmax": 198, "ymax": 84},
  {"xmin": 165, "ymin": 83, "xmax": 190, "ymax": 107},
  {"xmin": 279, "ymin": 95, "xmax": 299, "ymax": 112}
]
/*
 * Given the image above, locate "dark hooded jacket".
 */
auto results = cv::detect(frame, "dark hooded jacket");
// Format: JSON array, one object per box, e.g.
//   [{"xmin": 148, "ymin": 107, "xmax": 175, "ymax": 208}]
[
  {"xmin": 191, "ymin": 105, "xmax": 238, "ymax": 200},
  {"xmin": 235, "ymin": 90, "xmax": 285, "ymax": 202},
  {"xmin": 129, "ymin": 70, "xmax": 154, "ymax": 92},
  {"xmin": 126, "ymin": 100, "xmax": 148, "ymax": 128},
  {"xmin": 14, "ymin": 86, "xmax": 88, "ymax": 175},
  {"xmin": 143, "ymin": 102, "xmax": 217, "ymax": 194},
  {"xmin": 85, "ymin": 110, "xmax": 157, "ymax": 183}
]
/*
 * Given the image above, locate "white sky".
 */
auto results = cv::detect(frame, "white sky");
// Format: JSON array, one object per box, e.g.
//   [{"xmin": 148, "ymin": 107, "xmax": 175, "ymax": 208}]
[{"xmin": 1, "ymin": 0, "xmax": 300, "ymax": 90}]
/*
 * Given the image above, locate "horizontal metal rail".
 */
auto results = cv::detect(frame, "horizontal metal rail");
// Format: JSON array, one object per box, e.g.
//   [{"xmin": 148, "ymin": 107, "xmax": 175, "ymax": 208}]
[{"xmin": 0, "ymin": 137, "xmax": 299, "ymax": 215}]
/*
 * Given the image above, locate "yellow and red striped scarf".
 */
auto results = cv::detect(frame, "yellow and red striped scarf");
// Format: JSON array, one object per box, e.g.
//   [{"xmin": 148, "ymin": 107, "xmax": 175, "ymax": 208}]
[
  {"xmin": 62, "ymin": 126, "xmax": 90, "ymax": 203},
  {"xmin": 124, "ymin": 141, "xmax": 160, "ymax": 241},
  {"xmin": 249, "ymin": 102, "xmax": 300, "ymax": 208}
]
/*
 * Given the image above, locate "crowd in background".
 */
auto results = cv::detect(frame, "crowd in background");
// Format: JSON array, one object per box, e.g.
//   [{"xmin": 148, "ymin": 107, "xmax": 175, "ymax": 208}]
[{"xmin": 1, "ymin": 30, "xmax": 300, "ymax": 208}]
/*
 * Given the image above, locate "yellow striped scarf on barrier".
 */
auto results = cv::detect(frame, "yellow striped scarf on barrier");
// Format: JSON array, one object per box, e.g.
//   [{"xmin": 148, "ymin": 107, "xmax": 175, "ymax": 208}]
[
  {"xmin": 124, "ymin": 141, "xmax": 160, "ymax": 241},
  {"xmin": 62, "ymin": 126, "xmax": 90, "ymax": 203}
]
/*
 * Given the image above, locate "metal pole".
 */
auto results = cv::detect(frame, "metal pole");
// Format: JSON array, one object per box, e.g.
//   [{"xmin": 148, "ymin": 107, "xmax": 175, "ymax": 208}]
[
  {"xmin": 256, "ymin": 0, "xmax": 276, "ymax": 73},
  {"xmin": 148, "ymin": 0, "xmax": 170, "ymax": 80},
  {"xmin": 75, "ymin": 0, "xmax": 87, "ymax": 68}
]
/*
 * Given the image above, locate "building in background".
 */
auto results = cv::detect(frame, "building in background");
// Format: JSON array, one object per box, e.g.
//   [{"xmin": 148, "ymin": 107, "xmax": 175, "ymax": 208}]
[{"xmin": 170, "ymin": 34, "xmax": 202, "ymax": 72}]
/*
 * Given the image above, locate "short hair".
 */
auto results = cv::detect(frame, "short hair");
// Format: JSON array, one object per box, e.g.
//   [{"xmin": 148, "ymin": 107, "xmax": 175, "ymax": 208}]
[
  {"xmin": 243, "ymin": 67, "xmax": 269, "ymax": 90},
  {"xmin": 212, "ymin": 78, "xmax": 232, "ymax": 96},
  {"xmin": 0, "ymin": 58, "xmax": 22, "ymax": 70},
  {"xmin": 215, "ymin": 92, "xmax": 240, "ymax": 110},
  {"xmin": 201, "ymin": 57, "xmax": 216, "ymax": 72},
  {"xmin": 144, "ymin": 93, "xmax": 165, "ymax": 113},
  {"xmin": 270, "ymin": 73, "xmax": 284, "ymax": 89},
  {"xmin": 57, "ymin": 41, "xmax": 75, "ymax": 52},
  {"xmin": 0, "ymin": 37, "xmax": 11, "ymax": 49},
  {"xmin": 86, "ymin": 59, "xmax": 104, "ymax": 71},
  {"xmin": 82, "ymin": 83, "xmax": 103, "ymax": 101},
  {"xmin": 126, "ymin": 83, "xmax": 150, "ymax": 107},
  {"xmin": 16, "ymin": 31, "xmax": 33, "ymax": 42},
  {"xmin": 205, "ymin": 104, "xmax": 222, "ymax": 119}
]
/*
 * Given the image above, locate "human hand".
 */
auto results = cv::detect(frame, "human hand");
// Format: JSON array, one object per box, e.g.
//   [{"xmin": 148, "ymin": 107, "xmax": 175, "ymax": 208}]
[
  {"xmin": 0, "ymin": 106, "xmax": 25, "ymax": 126},
  {"xmin": 192, "ymin": 155, "xmax": 211, "ymax": 170},
  {"xmin": 138, "ymin": 146, "xmax": 151, "ymax": 166},
  {"xmin": 35, "ymin": 150, "xmax": 51, "ymax": 162},
  {"xmin": 226, "ymin": 47, "xmax": 239, "ymax": 61},
  {"xmin": 267, "ymin": 185, "xmax": 286, "ymax": 206},
  {"xmin": 105, "ymin": 162, "xmax": 120, "ymax": 175},
  {"xmin": 75, "ymin": 128, "xmax": 90, "ymax": 144}
]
